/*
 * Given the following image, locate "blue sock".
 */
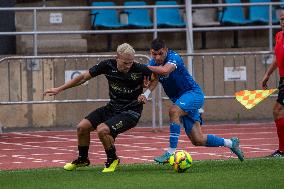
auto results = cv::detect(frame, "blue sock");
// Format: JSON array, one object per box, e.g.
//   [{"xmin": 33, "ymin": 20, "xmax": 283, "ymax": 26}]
[
  {"xmin": 169, "ymin": 122, "xmax": 180, "ymax": 149},
  {"xmin": 206, "ymin": 134, "xmax": 225, "ymax": 147}
]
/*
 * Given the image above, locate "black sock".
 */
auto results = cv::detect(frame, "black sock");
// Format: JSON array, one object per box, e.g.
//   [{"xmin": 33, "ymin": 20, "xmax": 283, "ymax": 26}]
[
  {"xmin": 105, "ymin": 145, "xmax": 117, "ymax": 160},
  {"xmin": 78, "ymin": 146, "xmax": 89, "ymax": 159}
]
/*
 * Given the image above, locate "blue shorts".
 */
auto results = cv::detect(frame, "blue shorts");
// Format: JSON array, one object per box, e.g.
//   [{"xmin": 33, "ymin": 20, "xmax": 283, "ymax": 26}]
[{"xmin": 174, "ymin": 90, "xmax": 204, "ymax": 135}]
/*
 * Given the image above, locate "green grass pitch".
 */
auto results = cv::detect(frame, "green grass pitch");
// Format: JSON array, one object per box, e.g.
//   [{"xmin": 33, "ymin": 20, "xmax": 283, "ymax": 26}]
[{"xmin": 1, "ymin": 158, "xmax": 283, "ymax": 189}]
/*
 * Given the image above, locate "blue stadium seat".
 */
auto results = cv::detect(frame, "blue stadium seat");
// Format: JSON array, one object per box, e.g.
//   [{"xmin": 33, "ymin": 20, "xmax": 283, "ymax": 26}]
[
  {"xmin": 155, "ymin": 1, "xmax": 185, "ymax": 28},
  {"xmin": 281, "ymin": 0, "xmax": 284, "ymax": 9},
  {"xmin": 124, "ymin": 1, "xmax": 153, "ymax": 28},
  {"xmin": 220, "ymin": 0, "xmax": 252, "ymax": 25},
  {"xmin": 248, "ymin": 0, "xmax": 279, "ymax": 24},
  {"xmin": 90, "ymin": 2, "xmax": 125, "ymax": 28}
]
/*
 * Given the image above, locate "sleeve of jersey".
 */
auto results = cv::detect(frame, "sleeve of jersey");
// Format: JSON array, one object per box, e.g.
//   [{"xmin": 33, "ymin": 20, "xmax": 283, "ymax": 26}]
[
  {"xmin": 89, "ymin": 60, "xmax": 107, "ymax": 77},
  {"xmin": 144, "ymin": 65, "xmax": 153, "ymax": 78},
  {"xmin": 148, "ymin": 59, "xmax": 155, "ymax": 66},
  {"xmin": 137, "ymin": 63, "xmax": 152, "ymax": 78},
  {"xmin": 167, "ymin": 58, "xmax": 178, "ymax": 69}
]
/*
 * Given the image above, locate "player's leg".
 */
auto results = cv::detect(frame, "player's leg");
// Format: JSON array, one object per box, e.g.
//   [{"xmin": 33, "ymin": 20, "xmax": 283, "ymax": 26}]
[
  {"xmin": 185, "ymin": 112, "xmax": 244, "ymax": 161},
  {"xmin": 64, "ymin": 105, "xmax": 112, "ymax": 171},
  {"xmin": 97, "ymin": 123, "xmax": 120, "ymax": 173},
  {"xmin": 269, "ymin": 100, "xmax": 284, "ymax": 157},
  {"xmin": 153, "ymin": 104, "xmax": 186, "ymax": 163},
  {"xmin": 64, "ymin": 119, "xmax": 94, "ymax": 171},
  {"xmin": 100, "ymin": 109, "xmax": 141, "ymax": 172},
  {"xmin": 154, "ymin": 90, "xmax": 203, "ymax": 164}
]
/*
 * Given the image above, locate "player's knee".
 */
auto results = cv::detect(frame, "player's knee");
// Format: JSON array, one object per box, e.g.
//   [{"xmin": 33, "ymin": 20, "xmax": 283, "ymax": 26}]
[
  {"xmin": 273, "ymin": 108, "xmax": 281, "ymax": 118},
  {"xmin": 97, "ymin": 124, "xmax": 110, "ymax": 138},
  {"xmin": 76, "ymin": 125, "xmax": 88, "ymax": 136},
  {"xmin": 169, "ymin": 107, "xmax": 180, "ymax": 119},
  {"xmin": 191, "ymin": 138, "xmax": 205, "ymax": 146}
]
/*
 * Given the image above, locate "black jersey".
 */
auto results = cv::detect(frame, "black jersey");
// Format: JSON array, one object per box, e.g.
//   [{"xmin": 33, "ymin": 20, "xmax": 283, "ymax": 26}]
[{"xmin": 89, "ymin": 59, "xmax": 152, "ymax": 112}]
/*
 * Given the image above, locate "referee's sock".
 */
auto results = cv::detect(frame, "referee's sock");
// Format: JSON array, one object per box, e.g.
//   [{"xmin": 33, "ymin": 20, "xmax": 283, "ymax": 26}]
[
  {"xmin": 276, "ymin": 117, "xmax": 284, "ymax": 152},
  {"xmin": 168, "ymin": 122, "xmax": 181, "ymax": 154}
]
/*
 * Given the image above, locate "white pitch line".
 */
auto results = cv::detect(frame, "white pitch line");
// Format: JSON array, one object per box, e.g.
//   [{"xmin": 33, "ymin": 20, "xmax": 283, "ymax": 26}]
[
  {"xmin": 31, "ymin": 154, "xmax": 50, "ymax": 156},
  {"xmin": 53, "ymin": 153, "xmax": 71, "ymax": 155},
  {"xmin": 1, "ymin": 149, "xmax": 16, "ymax": 151},
  {"xmin": 241, "ymin": 146, "xmax": 275, "ymax": 151},
  {"xmin": 52, "ymin": 160, "xmax": 66, "ymax": 163}
]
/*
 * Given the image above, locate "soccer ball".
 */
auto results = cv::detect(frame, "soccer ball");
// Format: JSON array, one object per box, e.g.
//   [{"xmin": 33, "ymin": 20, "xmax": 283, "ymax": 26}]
[{"xmin": 168, "ymin": 150, "xmax": 192, "ymax": 173}]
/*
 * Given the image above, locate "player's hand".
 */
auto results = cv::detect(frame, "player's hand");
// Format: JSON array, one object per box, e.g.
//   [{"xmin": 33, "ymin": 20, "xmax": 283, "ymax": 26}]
[
  {"xmin": 138, "ymin": 94, "xmax": 147, "ymax": 104},
  {"xmin": 261, "ymin": 75, "xmax": 269, "ymax": 90},
  {"xmin": 142, "ymin": 76, "xmax": 150, "ymax": 88},
  {"xmin": 43, "ymin": 87, "xmax": 61, "ymax": 96}
]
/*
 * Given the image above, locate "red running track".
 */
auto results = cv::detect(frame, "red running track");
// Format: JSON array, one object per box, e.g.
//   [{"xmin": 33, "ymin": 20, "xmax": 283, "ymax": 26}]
[{"xmin": 0, "ymin": 122, "xmax": 278, "ymax": 170}]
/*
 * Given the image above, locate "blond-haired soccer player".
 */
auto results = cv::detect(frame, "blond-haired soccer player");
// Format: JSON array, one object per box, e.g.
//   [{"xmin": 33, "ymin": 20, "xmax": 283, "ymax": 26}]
[{"xmin": 44, "ymin": 43, "xmax": 152, "ymax": 172}]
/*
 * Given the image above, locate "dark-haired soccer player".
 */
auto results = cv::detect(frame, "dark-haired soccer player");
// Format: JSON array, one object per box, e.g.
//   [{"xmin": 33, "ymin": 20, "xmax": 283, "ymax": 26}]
[
  {"xmin": 140, "ymin": 38, "xmax": 244, "ymax": 163},
  {"xmin": 261, "ymin": 10, "xmax": 284, "ymax": 157},
  {"xmin": 44, "ymin": 43, "xmax": 152, "ymax": 172}
]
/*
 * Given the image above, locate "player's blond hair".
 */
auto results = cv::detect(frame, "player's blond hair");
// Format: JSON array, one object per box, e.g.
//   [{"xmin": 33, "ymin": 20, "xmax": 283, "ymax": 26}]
[{"xmin": 117, "ymin": 43, "xmax": 135, "ymax": 56}]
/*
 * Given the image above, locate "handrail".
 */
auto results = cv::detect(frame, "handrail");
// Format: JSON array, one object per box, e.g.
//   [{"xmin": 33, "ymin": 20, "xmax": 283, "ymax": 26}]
[
  {"xmin": 0, "ymin": 54, "xmax": 150, "ymax": 62},
  {"xmin": 0, "ymin": 51, "xmax": 273, "ymax": 63},
  {"xmin": 0, "ymin": 2, "xmax": 282, "ymax": 55}
]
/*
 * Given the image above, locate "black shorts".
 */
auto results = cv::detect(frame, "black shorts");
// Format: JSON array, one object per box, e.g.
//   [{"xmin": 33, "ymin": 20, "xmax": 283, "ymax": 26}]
[
  {"xmin": 85, "ymin": 105, "xmax": 141, "ymax": 138},
  {"xmin": 277, "ymin": 77, "xmax": 284, "ymax": 105}
]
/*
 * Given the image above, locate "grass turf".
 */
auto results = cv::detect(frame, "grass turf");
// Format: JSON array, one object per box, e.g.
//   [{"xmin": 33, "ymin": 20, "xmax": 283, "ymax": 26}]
[{"xmin": 0, "ymin": 158, "xmax": 283, "ymax": 189}]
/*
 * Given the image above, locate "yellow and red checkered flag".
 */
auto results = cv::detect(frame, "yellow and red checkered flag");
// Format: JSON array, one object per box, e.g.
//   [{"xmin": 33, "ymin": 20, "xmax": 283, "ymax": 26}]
[{"xmin": 235, "ymin": 89, "xmax": 277, "ymax": 109}]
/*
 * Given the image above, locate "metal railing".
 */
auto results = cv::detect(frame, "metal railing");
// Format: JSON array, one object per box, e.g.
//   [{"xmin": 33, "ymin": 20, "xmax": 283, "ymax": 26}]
[
  {"xmin": 156, "ymin": 51, "xmax": 278, "ymax": 128},
  {"xmin": 0, "ymin": 54, "xmax": 157, "ymax": 129},
  {"xmin": 0, "ymin": 2, "xmax": 283, "ymax": 55}
]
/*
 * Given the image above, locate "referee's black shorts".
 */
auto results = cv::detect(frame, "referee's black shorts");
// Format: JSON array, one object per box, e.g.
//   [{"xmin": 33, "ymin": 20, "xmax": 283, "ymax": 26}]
[
  {"xmin": 85, "ymin": 105, "xmax": 142, "ymax": 138},
  {"xmin": 277, "ymin": 77, "xmax": 284, "ymax": 106}
]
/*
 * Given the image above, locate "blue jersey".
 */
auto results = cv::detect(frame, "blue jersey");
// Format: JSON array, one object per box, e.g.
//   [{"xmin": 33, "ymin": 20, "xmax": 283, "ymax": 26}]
[{"xmin": 149, "ymin": 50, "xmax": 202, "ymax": 102}]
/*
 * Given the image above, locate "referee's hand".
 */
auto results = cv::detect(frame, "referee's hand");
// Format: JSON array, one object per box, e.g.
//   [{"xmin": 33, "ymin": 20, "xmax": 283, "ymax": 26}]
[{"xmin": 261, "ymin": 75, "xmax": 269, "ymax": 90}]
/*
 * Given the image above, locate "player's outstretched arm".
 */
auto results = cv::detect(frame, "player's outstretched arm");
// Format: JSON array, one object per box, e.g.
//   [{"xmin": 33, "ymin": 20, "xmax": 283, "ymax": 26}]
[{"xmin": 43, "ymin": 71, "xmax": 92, "ymax": 96}]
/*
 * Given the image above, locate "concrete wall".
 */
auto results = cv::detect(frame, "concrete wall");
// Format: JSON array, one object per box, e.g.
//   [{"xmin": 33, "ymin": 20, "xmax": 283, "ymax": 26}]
[{"xmin": 15, "ymin": 2, "xmax": 89, "ymax": 54}]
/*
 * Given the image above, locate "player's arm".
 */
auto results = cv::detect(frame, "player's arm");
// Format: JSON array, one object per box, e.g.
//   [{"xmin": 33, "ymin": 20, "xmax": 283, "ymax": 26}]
[
  {"xmin": 138, "ymin": 73, "xmax": 158, "ymax": 104},
  {"xmin": 44, "ymin": 71, "xmax": 92, "ymax": 96},
  {"xmin": 148, "ymin": 63, "xmax": 176, "ymax": 75},
  {"xmin": 261, "ymin": 56, "xmax": 277, "ymax": 89}
]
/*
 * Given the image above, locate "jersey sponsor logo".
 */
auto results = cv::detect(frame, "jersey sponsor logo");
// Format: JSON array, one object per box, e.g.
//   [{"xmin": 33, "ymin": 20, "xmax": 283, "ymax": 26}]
[
  {"xmin": 179, "ymin": 102, "xmax": 186, "ymax": 105},
  {"xmin": 110, "ymin": 83, "xmax": 138, "ymax": 94},
  {"xmin": 130, "ymin": 73, "xmax": 140, "ymax": 81},
  {"xmin": 111, "ymin": 121, "xmax": 123, "ymax": 131}
]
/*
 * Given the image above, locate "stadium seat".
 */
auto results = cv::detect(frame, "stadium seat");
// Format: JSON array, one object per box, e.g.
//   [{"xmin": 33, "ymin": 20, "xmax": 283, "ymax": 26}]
[
  {"xmin": 90, "ymin": 2, "xmax": 125, "ymax": 28},
  {"xmin": 220, "ymin": 0, "xmax": 252, "ymax": 25},
  {"xmin": 219, "ymin": 0, "xmax": 253, "ymax": 48},
  {"xmin": 281, "ymin": 0, "xmax": 284, "ymax": 9},
  {"xmin": 248, "ymin": 0, "xmax": 279, "ymax": 24},
  {"xmin": 123, "ymin": 1, "xmax": 153, "ymax": 28},
  {"xmin": 155, "ymin": 1, "xmax": 186, "ymax": 28},
  {"xmin": 192, "ymin": 8, "xmax": 220, "ymax": 49}
]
